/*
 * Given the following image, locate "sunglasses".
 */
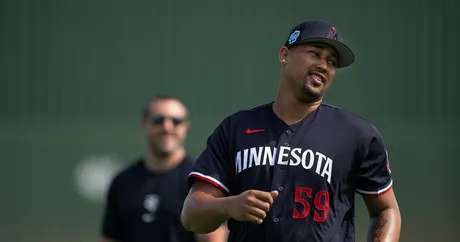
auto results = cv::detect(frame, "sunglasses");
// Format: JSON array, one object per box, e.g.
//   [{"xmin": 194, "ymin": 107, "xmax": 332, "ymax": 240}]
[{"xmin": 148, "ymin": 115, "xmax": 186, "ymax": 126}]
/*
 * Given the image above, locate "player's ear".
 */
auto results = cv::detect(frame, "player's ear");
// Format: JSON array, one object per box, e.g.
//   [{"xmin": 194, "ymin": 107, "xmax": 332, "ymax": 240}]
[{"xmin": 279, "ymin": 46, "xmax": 289, "ymax": 65}]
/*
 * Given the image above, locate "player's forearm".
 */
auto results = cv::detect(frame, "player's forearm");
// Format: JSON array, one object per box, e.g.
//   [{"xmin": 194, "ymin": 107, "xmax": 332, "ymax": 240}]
[
  {"xmin": 181, "ymin": 192, "xmax": 232, "ymax": 234},
  {"xmin": 367, "ymin": 207, "xmax": 401, "ymax": 242},
  {"xmin": 195, "ymin": 225, "xmax": 229, "ymax": 242}
]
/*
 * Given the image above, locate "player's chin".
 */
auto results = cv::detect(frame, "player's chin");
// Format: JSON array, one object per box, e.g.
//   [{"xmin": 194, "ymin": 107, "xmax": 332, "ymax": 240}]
[{"xmin": 302, "ymin": 85, "xmax": 323, "ymax": 99}]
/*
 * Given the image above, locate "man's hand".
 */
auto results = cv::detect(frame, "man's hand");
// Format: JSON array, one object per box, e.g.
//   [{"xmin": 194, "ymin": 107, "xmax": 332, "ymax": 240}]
[
  {"xmin": 226, "ymin": 190, "xmax": 279, "ymax": 224},
  {"xmin": 182, "ymin": 181, "xmax": 278, "ymax": 233}
]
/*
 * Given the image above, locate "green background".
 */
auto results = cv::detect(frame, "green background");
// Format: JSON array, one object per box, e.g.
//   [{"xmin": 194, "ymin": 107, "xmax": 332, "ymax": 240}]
[{"xmin": 1, "ymin": 0, "xmax": 458, "ymax": 241}]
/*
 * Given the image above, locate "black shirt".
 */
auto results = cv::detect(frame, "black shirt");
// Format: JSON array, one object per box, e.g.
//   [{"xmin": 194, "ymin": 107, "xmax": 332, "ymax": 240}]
[
  {"xmin": 102, "ymin": 157, "xmax": 196, "ymax": 242},
  {"xmin": 189, "ymin": 103, "xmax": 393, "ymax": 242}
]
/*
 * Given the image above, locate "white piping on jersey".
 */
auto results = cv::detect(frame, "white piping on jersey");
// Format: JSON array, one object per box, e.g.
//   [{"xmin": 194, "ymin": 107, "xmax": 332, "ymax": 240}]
[
  {"xmin": 189, "ymin": 172, "xmax": 230, "ymax": 193},
  {"xmin": 355, "ymin": 179, "xmax": 393, "ymax": 196}
]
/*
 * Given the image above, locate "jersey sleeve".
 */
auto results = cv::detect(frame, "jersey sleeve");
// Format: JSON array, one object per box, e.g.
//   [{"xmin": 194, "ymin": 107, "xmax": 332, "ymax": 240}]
[
  {"xmin": 101, "ymin": 177, "xmax": 120, "ymax": 239},
  {"xmin": 355, "ymin": 126, "xmax": 393, "ymax": 196},
  {"xmin": 188, "ymin": 117, "xmax": 233, "ymax": 194}
]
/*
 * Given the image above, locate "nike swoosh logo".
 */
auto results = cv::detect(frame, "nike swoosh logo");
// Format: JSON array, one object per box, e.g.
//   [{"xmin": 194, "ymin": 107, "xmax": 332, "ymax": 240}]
[{"xmin": 246, "ymin": 128, "xmax": 265, "ymax": 134}]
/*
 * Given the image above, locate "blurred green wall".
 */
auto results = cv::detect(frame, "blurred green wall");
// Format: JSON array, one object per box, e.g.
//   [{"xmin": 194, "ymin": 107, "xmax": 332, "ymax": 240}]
[{"xmin": 1, "ymin": 0, "xmax": 458, "ymax": 241}]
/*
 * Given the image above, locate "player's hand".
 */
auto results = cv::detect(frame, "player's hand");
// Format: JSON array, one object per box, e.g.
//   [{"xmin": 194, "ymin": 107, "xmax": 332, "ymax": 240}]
[{"xmin": 226, "ymin": 190, "xmax": 279, "ymax": 224}]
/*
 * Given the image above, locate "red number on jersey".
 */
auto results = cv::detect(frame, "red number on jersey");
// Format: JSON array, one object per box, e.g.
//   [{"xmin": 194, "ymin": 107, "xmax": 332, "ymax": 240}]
[
  {"xmin": 292, "ymin": 187, "xmax": 312, "ymax": 219},
  {"xmin": 292, "ymin": 186, "xmax": 330, "ymax": 222}
]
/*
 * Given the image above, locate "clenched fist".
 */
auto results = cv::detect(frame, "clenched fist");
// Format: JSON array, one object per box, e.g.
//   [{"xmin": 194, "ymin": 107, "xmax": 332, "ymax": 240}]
[{"xmin": 226, "ymin": 190, "xmax": 279, "ymax": 224}]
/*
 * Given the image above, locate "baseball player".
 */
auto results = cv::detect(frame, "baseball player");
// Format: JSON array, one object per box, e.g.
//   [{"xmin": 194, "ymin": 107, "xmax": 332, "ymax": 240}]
[
  {"xmin": 99, "ymin": 95, "xmax": 228, "ymax": 242},
  {"xmin": 181, "ymin": 20, "xmax": 401, "ymax": 242}
]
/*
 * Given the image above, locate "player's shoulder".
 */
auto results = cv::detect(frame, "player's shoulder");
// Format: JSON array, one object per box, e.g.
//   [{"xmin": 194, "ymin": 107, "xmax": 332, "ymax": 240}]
[
  {"xmin": 236, "ymin": 102, "xmax": 272, "ymax": 115},
  {"xmin": 220, "ymin": 102, "xmax": 272, "ymax": 124},
  {"xmin": 320, "ymin": 102, "xmax": 382, "ymax": 137}
]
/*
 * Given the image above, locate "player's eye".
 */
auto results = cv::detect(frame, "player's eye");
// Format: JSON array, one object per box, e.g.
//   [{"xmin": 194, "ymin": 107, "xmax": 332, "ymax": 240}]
[
  {"xmin": 327, "ymin": 59, "xmax": 337, "ymax": 67},
  {"xmin": 308, "ymin": 50, "xmax": 321, "ymax": 58},
  {"xmin": 308, "ymin": 50, "xmax": 320, "ymax": 58}
]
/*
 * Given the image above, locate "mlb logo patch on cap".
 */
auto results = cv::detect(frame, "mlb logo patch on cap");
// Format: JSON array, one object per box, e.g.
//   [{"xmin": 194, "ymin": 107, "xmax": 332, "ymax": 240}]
[{"xmin": 288, "ymin": 30, "xmax": 300, "ymax": 45}]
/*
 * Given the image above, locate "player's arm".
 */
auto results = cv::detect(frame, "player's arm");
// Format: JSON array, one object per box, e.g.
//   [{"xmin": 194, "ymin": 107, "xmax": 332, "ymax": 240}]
[
  {"xmin": 181, "ymin": 117, "xmax": 235, "ymax": 233},
  {"xmin": 181, "ymin": 117, "xmax": 277, "ymax": 233},
  {"xmin": 182, "ymin": 180, "xmax": 232, "ymax": 233},
  {"xmin": 194, "ymin": 219, "xmax": 229, "ymax": 242},
  {"xmin": 98, "ymin": 177, "xmax": 121, "ymax": 242},
  {"xmin": 363, "ymin": 189, "xmax": 401, "ymax": 242},
  {"xmin": 183, "ymin": 180, "xmax": 277, "ymax": 233},
  {"xmin": 356, "ymin": 126, "xmax": 401, "ymax": 242}
]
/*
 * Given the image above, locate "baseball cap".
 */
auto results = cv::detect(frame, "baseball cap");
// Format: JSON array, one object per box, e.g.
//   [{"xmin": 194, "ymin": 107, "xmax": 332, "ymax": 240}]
[{"xmin": 283, "ymin": 20, "xmax": 355, "ymax": 68}]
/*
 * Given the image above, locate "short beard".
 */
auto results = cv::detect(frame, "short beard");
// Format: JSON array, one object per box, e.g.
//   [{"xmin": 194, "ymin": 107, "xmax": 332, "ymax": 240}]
[{"xmin": 298, "ymin": 85, "xmax": 323, "ymax": 103}]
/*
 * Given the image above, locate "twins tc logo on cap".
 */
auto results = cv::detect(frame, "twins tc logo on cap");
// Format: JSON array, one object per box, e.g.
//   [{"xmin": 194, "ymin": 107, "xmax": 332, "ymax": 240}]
[
  {"xmin": 288, "ymin": 30, "xmax": 300, "ymax": 44},
  {"xmin": 326, "ymin": 26, "xmax": 337, "ymax": 40}
]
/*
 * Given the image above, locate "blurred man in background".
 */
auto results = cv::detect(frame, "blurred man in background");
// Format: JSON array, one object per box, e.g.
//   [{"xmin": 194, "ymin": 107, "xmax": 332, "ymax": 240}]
[{"xmin": 99, "ymin": 95, "xmax": 228, "ymax": 242}]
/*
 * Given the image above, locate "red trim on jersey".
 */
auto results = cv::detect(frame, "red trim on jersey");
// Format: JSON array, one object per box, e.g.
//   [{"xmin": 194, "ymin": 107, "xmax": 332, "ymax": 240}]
[
  {"xmin": 189, "ymin": 173, "xmax": 229, "ymax": 195},
  {"xmin": 357, "ymin": 184, "xmax": 393, "ymax": 197}
]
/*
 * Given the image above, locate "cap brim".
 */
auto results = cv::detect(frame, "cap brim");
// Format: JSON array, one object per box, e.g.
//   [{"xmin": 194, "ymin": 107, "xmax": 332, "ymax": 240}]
[{"xmin": 292, "ymin": 38, "xmax": 355, "ymax": 68}]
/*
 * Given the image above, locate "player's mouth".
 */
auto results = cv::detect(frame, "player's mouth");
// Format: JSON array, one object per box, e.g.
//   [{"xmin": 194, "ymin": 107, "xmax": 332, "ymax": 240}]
[{"xmin": 308, "ymin": 70, "xmax": 326, "ymax": 85}]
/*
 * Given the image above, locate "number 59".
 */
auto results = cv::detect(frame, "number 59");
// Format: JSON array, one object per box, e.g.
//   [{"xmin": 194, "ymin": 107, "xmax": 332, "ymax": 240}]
[{"xmin": 292, "ymin": 186, "xmax": 330, "ymax": 222}]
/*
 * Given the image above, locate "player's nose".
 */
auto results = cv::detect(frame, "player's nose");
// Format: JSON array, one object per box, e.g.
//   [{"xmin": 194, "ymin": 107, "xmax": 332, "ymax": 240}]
[{"xmin": 314, "ymin": 58, "xmax": 328, "ymax": 71}]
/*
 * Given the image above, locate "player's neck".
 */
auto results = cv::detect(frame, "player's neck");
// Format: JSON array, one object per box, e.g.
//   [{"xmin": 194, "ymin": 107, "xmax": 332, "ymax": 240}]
[
  {"xmin": 144, "ymin": 147, "xmax": 185, "ymax": 173},
  {"xmin": 273, "ymin": 94, "xmax": 321, "ymax": 125}
]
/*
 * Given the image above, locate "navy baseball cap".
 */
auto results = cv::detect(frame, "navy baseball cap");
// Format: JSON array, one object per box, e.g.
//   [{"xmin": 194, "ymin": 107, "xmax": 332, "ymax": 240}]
[{"xmin": 283, "ymin": 20, "xmax": 355, "ymax": 68}]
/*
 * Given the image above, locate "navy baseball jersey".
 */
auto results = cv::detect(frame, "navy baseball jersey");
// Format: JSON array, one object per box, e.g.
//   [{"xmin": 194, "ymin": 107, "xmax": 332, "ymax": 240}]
[
  {"xmin": 188, "ymin": 102, "xmax": 392, "ymax": 242},
  {"xmin": 102, "ymin": 157, "xmax": 197, "ymax": 242}
]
